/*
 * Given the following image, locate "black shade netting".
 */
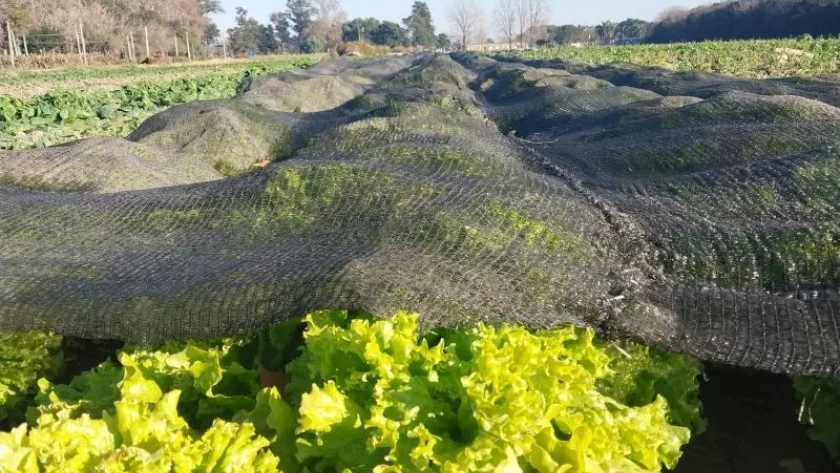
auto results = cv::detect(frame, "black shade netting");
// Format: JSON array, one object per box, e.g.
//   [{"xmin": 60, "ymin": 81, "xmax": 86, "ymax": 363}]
[{"xmin": 2, "ymin": 53, "xmax": 840, "ymax": 378}]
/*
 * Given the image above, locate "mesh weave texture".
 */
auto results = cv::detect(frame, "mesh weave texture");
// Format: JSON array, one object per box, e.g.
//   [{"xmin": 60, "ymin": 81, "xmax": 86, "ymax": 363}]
[{"xmin": 2, "ymin": 53, "xmax": 840, "ymax": 378}]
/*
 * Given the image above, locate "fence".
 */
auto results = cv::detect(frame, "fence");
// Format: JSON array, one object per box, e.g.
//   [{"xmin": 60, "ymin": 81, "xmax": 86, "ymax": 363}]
[{"xmin": 1, "ymin": 21, "xmax": 234, "ymax": 68}]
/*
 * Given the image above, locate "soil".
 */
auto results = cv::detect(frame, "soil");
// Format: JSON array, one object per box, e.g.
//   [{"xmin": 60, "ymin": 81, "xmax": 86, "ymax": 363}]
[
  {"xmin": 54, "ymin": 337, "xmax": 125, "ymax": 385},
  {"xmin": 672, "ymin": 363, "xmax": 840, "ymax": 473}
]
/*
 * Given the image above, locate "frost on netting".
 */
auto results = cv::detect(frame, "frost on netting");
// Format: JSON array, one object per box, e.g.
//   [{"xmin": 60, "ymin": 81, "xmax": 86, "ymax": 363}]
[{"xmin": 1, "ymin": 53, "xmax": 839, "ymax": 378}]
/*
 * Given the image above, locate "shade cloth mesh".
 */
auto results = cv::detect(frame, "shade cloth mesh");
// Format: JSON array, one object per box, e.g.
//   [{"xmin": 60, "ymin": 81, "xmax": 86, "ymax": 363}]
[{"xmin": 2, "ymin": 52, "xmax": 840, "ymax": 378}]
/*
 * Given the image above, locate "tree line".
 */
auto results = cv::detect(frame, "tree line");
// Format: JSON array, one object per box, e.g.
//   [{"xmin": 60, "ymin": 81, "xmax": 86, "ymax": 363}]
[
  {"xmin": 222, "ymin": 0, "xmax": 446, "ymax": 54},
  {"xmin": 0, "ymin": 0, "xmax": 220, "ymax": 54},
  {"xmin": 519, "ymin": 0, "xmax": 840, "ymax": 47},
  {"xmin": 646, "ymin": 0, "xmax": 840, "ymax": 43},
  {"xmin": 4, "ymin": 0, "xmax": 833, "ymax": 59},
  {"xmin": 223, "ymin": 0, "xmax": 559, "ymax": 55}
]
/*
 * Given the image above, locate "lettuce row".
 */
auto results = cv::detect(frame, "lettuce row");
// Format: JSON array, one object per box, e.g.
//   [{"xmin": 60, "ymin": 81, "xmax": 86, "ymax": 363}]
[
  {"xmin": 1, "ymin": 338, "xmax": 282, "ymax": 472},
  {"xmin": 0, "ymin": 311, "xmax": 703, "ymax": 472},
  {"xmin": 0, "ymin": 380, "xmax": 280, "ymax": 472},
  {"xmin": 287, "ymin": 310, "xmax": 702, "ymax": 473},
  {"xmin": 0, "ymin": 332, "xmax": 63, "ymax": 425}
]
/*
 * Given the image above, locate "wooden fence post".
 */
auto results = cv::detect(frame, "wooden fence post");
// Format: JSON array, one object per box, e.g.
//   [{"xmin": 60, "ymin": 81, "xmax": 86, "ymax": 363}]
[
  {"xmin": 6, "ymin": 23, "xmax": 15, "ymax": 66},
  {"xmin": 186, "ymin": 32, "xmax": 191, "ymax": 61},
  {"xmin": 144, "ymin": 26, "xmax": 150, "ymax": 60},
  {"xmin": 79, "ymin": 20, "xmax": 88, "ymax": 65},
  {"xmin": 74, "ymin": 26, "xmax": 82, "ymax": 63}
]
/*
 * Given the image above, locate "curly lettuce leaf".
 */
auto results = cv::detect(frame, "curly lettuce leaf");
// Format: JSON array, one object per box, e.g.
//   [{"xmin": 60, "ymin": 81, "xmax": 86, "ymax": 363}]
[
  {"xmin": 236, "ymin": 387, "xmax": 299, "ymax": 473},
  {"xmin": 2, "ymin": 310, "xmax": 702, "ymax": 473},
  {"xmin": 2, "ymin": 368, "xmax": 280, "ymax": 473},
  {"xmin": 599, "ymin": 343, "xmax": 705, "ymax": 433},
  {"xmin": 0, "ymin": 331, "xmax": 62, "ymax": 425},
  {"xmin": 31, "ymin": 338, "xmax": 261, "ymax": 430},
  {"xmin": 286, "ymin": 310, "xmax": 696, "ymax": 473}
]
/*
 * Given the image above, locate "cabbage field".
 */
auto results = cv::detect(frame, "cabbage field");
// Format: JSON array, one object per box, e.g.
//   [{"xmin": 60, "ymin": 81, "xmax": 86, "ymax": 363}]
[
  {"xmin": 522, "ymin": 37, "xmax": 840, "ymax": 78},
  {"xmin": 0, "ymin": 57, "xmax": 316, "ymax": 150},
  {"xmin": 2, "ymin": 41, "xmax": 840, "ymax": 473}
]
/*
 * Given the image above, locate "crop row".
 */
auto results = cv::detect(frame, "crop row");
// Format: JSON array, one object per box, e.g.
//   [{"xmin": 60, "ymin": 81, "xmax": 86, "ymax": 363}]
[
  {"xmin": 0, "ymin": 57, "xmax": 315, "ymax": 150},
  {"xmin": 521, "ymin": 37, "xmax": 840, "ymax": 77}
]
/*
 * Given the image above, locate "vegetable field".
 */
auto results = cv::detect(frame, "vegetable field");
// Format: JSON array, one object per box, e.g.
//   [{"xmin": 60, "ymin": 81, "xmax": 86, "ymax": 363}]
[
  {"xmin": 522, "ymin": 37, "xmax": 840, "ymax": 78},
  {"xmin": 0, "ymin": 56, "xmax": 317, "ymax": 150},
  {"xmin": 2, "ymin": 41, "xmax": 840, "ymax": 472}
]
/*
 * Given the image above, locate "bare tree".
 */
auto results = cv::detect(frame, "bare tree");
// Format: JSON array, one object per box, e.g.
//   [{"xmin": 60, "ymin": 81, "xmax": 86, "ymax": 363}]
[
  {"xmin": 528, "ymin": 0, "xmax": 550, "ymax": 44},
  {"xmin": 475, "ymin": 10, "xmax": 488, "ymax": 44},
  {"xmin": 494, "ymin": 0, "xmax": 517, "ymax": 49},
  {"xmin": 514, "ymin": 0, "xmax": 550, "ymax": 47},
  {"xmin": 515, "ymin": 0, "xmax": 528, "ymax": 47},
  {"xmin": 311, "ymin": 0, "xmax": 347, "ymax": 48},
  {"xmin": 449, "ymin": 0, "xmax": 482, "ymax": 49}
]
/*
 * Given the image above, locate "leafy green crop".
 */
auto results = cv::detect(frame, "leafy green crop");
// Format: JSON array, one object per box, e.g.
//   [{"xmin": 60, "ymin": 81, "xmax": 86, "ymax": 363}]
[
  {"xmin": 0, "ymin": 332, "xmax": 62, "ymax": 426},
  {"xmin": 521, "ymin": 38, "xmax": 840, "ymax": 78},
  {"xmin": 287, "ymin": 311, "xmax": 700, "ymax": 472},
  {"xmin": 0, "ymin": 58, "xmax": 314, "ymax": 150},
  {"xmin": 0, "ymin": 311, "xmax": 702, "ymax": 472},
  {"xmin": 793, "ymin": 376, "xmax": 840, "ymax": 463}
]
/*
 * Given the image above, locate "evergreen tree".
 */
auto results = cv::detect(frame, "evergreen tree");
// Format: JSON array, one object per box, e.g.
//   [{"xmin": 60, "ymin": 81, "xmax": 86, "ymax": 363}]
[
  {"xmin": 342, "ymin": 18, "xmax": 381, "ymax": 43},
  {"xmin": 258, "ymin": 24, "xmax": 279, "ymax": 53},
  {"xmin": 371, "ymin": 21, "xmax": 408, "ymax": 47},
  {"xmin": 270, "ymin": 12, "xmax": 294, "ymax": 52},
  {"xmin": 435, "ymin": 33, "xmax": 451, "ymax": 49},
  {"xmin": 287, "ymin": 0, "xmax": 315, "ymax": 39},
  {"xmin": 402, "ymin": 1, "xmax": 435, "ymax": 47},
  {"xmin": 227, "ymin": 7, "xmax": 262, "ymax": 53}
]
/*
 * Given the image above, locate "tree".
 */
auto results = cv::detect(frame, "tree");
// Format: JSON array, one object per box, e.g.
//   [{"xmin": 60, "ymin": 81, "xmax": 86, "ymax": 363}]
[
  {"xmin": 548, "ymin": 24, "xmax": 593, "ymax": 44},
  {"xmin": 258, "ymin": 24, "xmax": 279, "ymax": 53},
  {"xmin": 198, "ymin": 0, "xmax": 224, "ymax": 15},
  {"xmin": 520, "ymin": 0, "xmax": 550, "ymax": 46},
  {"xmin": 370, "ymin": 21, "xmax": 408, "ymax": 47},
  {"xmin": 287, "ymin": 0, "xmax": 315, "ymax": 38},
  {"xmin": 227, "ymin": 7, "xmax": 262, "ymax": 53},
  {"xmin": 0, "ymin": 0, "xmax": 209, "ymax": 57},
  {"xmin": 402, "ymin": 1, "xmax": 435, "ymax": 47},
  {"xmin": 655, "ymin": 6, "xmax": 690, "ymax": 24},
  {"xmin": 616, "ymin": 18, "xmax": 649, "ymax": 40},
  {"xmin": 203, "ymin": 21, "xmax": 221, "ymax": 46},
  {"xmin": 342, "ymin": 17, "xmax": 380, "ymax": 43},
  {"xmin": 302, "ymin": 34, "xmax": 327, "ymax": 52},
  {"xmin": 494, "ymin": 0, "xmax": 518, "ymax": 49},
  {"xmin": 647, "ymin": 1, "xmax": 840, "ymax": 43},
  {"xmin": 270, "ymin": 12, "xmax": 293, "ymax": 51},
  {"xmin": 595, "ymin": 20, "xmax": 617, "ymax": 44},
  {"xmin": 514, "ymin": 0, "xmax": 550, "ymax": 46},
  {"xmin": 308, "ymin": 0, "xmax": 346, "ymax": 49},
  {"xmin": 449, "ymin": 0, "xmax": 482, "ymax": 49},
  {"xmin": 436, "ymin": 32, "xmax": 451, "ymax": 49}
]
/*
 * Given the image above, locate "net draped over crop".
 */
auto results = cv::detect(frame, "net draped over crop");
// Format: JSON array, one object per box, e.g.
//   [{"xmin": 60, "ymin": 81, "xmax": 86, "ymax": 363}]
[{"xmin": 2, "ymin": 53, "xmax": 840, "ymax": 379}]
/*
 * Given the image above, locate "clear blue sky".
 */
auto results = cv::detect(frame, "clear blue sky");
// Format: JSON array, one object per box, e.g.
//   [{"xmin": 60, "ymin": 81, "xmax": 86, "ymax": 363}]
[{"xmin": 213, "ymin": 0, "xmax": 713, "ymax": 38}]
